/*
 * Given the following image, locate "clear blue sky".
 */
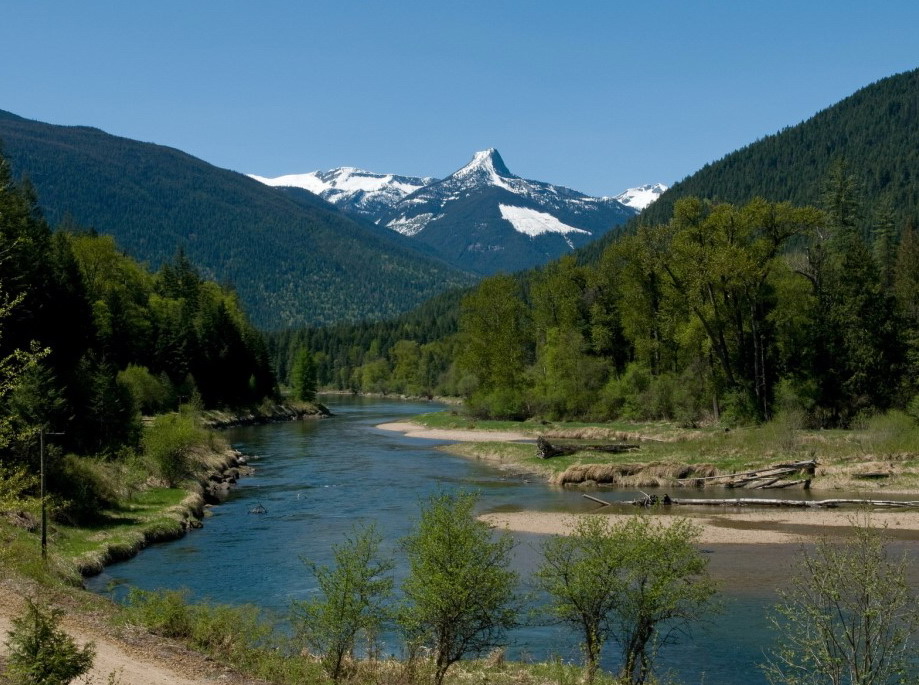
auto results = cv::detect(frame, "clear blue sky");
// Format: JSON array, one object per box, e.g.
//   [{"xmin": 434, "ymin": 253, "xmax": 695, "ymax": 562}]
[{"xmin": 1, "ymin": 1, "xmax": 916, "ymax": 196}]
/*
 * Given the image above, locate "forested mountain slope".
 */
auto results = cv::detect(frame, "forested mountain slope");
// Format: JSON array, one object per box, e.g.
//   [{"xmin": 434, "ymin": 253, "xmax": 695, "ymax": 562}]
[
  {"xmin": 0, "ymin": 110, "xmax": 474, "ymax": 328},
  {"xmin": 645, "ymin": 69, "xmax": 919, "ymax": 226}
]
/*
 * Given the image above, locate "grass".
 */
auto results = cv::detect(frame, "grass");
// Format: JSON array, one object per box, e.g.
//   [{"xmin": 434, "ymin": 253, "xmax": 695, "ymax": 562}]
[{"xmin": 0, "ymin": 486, "xmax": 197, "ymax": 583}]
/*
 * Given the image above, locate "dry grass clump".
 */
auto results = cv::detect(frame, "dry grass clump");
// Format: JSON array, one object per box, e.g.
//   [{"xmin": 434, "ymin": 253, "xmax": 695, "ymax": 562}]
[
  {"xmin": 542, "ymin": 426, "xmax": 695, "ymax": 443},
  {"xmin": 554, "ymin": 462, "xmax": 718, "ymax": 487}
]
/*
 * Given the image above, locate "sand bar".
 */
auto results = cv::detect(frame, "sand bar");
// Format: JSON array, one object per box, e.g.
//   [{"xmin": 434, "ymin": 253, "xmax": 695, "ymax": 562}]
[
  {"xmin": 377, "ymin": 421, "xmax": 530, "ymax": 443},
  {"xmin": 480, "ymin": 509, "xmax": 919, "ymax": 545}
]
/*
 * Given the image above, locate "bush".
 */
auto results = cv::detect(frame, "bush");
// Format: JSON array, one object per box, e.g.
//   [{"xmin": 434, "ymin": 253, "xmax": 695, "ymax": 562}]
[
  {"xmin": 466, "ymin": 388, "xmax": 529, "ymax": 420},
  {"xmin": 400, "ymin": 492, "xmax": 519, "ymax": 685},
  {"xmin": 142, "ymin": 412, "xmax": 210, "ymax": 486},
  {"xmin": 123, "ymin": 588, "xmax": 193, "ymax": 638},
  {"xmin": 3, "ymin": 597, "xmax": 95, "ymax": 685},
  {"xmin": 763, "ymin": 519, "xmax": 919, "ymax": 685},
  {"xmin": 50, "ymin": 454, "xmax": 121, "ymax": 523},
  {"xmin": 117, "ymin": 364, "xmax": 171, "ymax": 415}
]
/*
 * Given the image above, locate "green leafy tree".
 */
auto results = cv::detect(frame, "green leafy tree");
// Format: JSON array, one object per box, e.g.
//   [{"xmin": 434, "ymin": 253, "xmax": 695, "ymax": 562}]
[
  {"xmin": 292, "ymin": 523, "xmax": 393, "ymax": 681},
  {"xmin": 400, "ymin": 491, "xmax": 518, "ymax": 685},
  {"xmin": 536, "ymin": 515, "xmax": 628, "ymax": 682},
  {"xmin": 763, "ymin": 519, "xmax": 919, "ymax": 685},
  {"xmin": 3, "ymin": 598, "xmax": 95, "ymax": 685},
  {"xmin": 290, "ymin": 346, "xmax": 318, "ymax": 402},
  {"xmin": 458, "ymin": 274, "xmax": 532, "ymax": 417},
  {"xmin": 537, "ymin": 515, "xmax": 717, "ymax": 684}
]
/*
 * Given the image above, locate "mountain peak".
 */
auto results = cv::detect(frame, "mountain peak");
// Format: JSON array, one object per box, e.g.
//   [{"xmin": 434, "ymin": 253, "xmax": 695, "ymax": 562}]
[{"xmin": 456, "ymin": 148, "xmax": 513, "ymax": 178}]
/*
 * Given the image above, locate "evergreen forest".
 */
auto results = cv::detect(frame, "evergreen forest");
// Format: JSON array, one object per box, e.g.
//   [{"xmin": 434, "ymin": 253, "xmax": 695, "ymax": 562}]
[{"xmin": 0, "ymin": 151, "xmax": 277, "ymax": 518}]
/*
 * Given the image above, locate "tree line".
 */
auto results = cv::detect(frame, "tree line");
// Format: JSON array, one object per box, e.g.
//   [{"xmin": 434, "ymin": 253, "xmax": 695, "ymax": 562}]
[
  {"xmin": 0, "ymin": 150, "xmax": 276, "ymax": 514},
  {"xmin": 281, "ymin": 163, "xmax": 919, "ymax": 428}
]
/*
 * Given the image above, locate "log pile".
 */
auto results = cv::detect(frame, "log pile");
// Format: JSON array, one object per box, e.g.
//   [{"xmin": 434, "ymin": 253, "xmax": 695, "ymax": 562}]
[
  {"xmin": 536, "ymin": 436, "xmax": 640, "ymax": 459},
  {"xmin": 675, "ymin": 460, "xmax": 818, "ymax": 489}
]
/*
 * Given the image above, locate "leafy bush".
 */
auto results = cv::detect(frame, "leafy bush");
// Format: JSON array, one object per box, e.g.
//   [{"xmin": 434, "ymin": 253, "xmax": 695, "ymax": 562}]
[
  {"xmin": 3, "ymin": 597, "xmax": 95, "ymax": 685},
  {"xmin": 466, "ymin": 388, "xmax": 529, "ymax": 420},
  {"xmin": 50, "ymin": 454, "xmax": 121, "ymax": 523},
  {"xmin": 117, "ymin": 364, "xmax": 171, "ymax": 415},
  {"xmin": 141, "ymin": 412, "xmax": 209, "ymax": 486},
  {"xmin": 123, "ymin": 588, "xmax": 193, "ymax": 638}
]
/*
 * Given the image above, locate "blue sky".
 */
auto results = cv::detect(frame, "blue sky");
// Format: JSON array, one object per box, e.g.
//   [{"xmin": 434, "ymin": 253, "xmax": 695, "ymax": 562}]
[{"xmin": 1, "ymin": 1, "xmax": 916, "ymax": 196}]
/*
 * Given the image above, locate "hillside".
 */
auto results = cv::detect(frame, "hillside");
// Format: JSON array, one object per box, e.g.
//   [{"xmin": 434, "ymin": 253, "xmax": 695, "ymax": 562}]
[
  {"xmin": 0, "ymin": 110, "xmax": 474, "ymax": 328},
  {"xmin": 642, "ymin": 68, "xmax": 919, "ymax": 227}
]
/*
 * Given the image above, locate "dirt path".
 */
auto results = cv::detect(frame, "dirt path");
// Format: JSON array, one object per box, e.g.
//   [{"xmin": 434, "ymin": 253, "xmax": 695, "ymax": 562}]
[{"xmin": 0, "ymin": 581, "xmax": 257, "ymax": 685}]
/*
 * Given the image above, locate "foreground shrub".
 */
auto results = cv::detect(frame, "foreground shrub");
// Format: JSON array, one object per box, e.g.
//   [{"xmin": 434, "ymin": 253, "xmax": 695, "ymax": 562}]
[
  {"xmin": 400, "ymin": 491, "xmax": 519, "ymax": 685},
  {"xmin": 537, "ymin": 515, "xmax": 718, "ymax": 684},
  {"xmin": 763, "ymin": 518, "xmax": 919, "ymax": 685},
  {"xmin": 292, "ymin": 523, "xmax": 393, "ymax": 681},
  {"xmin": 3, "ymin": 597, "xmax": 95, "ymax": 685}
]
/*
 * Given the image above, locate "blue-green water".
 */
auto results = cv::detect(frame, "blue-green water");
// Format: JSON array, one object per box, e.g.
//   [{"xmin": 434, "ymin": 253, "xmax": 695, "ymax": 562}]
[{"xmin": 86, "ymin": 397, "xmax": 918, "ymax": 684}]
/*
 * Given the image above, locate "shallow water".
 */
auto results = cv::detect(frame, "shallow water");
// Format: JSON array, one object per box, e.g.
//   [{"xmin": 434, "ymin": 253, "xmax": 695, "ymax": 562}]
[{"xmin": 87, "ymin": 396, "xmax": 919, "ymax": 684}]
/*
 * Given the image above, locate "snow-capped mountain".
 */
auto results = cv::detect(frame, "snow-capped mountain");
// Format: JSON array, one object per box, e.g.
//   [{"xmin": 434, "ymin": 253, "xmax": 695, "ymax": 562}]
[
  {"xmin": 251, "ymin": 150, "xmax": 663, "ymax": 274},
  {"xmin": 613, "ymin": 183, "xmax": 669, "ymax": 211},
  {"xmin": 376, "ymin": 148, "xmax": 637, "ymax": 273},
  {"xmin": 248, "ymin": 167, "xmax": 434, "ymax": 218}
]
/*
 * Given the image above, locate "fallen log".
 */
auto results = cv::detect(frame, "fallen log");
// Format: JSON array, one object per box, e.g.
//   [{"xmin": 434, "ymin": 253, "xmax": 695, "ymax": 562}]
[
  {"xmin": 761, "ymin": 479, "xmax": 811, "ymax": 490},
  {"xmin": 676, "ymin": 460, "xmax": 818, "ymax": 484},
  {"xmin": 537, "ymin": 436, "xmax": 640, "ymax": 459},
  {"xmin": 643, "ymin": 497, "xmax": 919, "ymax": 508},
  {"xmin": 582, "ymin": 493, "xmax": 613, "ymax": 507}
]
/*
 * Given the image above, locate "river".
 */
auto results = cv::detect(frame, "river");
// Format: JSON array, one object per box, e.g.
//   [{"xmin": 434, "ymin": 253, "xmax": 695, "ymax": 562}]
[{"xmin": 86, "ymin": 396, "xmax": 917, "ymax": 684}]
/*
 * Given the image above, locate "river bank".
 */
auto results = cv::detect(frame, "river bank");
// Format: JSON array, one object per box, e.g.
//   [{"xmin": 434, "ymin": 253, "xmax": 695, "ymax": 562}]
[
  {"xmin": 378, "ymin": 413, "xmax": 919, "ymax": 494},
  {"xmin": 378, "ymin": 414, "xmax": 919, "ymax": 544}
]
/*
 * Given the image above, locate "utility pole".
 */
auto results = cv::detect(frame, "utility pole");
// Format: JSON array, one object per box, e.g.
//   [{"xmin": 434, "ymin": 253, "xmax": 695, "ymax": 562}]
[{"xmin": 39, "ymin": 427, "xmax": 64, "ymax": 560}]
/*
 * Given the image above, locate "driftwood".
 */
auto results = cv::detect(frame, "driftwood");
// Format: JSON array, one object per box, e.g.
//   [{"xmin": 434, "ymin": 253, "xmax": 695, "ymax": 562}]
[
  {"xmin": 631, "ymin": 496, "xmax": 919, "ymax": 508},
  {"xmin": 537, "ymin": 436, "xmax": 640, "ymax": 459},
  {"xmin": 676, "ymin": 460, "xmax": 818, "ymax": 489},
  {"xmin": 583, "ymin": 493, "xmax": 613, "ymax": 507}
]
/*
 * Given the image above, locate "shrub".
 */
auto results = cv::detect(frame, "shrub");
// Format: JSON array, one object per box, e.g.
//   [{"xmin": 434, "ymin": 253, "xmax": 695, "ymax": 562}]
[
  {"xmin": 3, "ymin": 597, "xmax": 95, "ymax": 685},
  {"xmin": 142, "ymin": 412, "xmax": 209, "ymax": 486},
  {"xmin": 50, "ymin": 454, "xmax": 121, "ymax": 523},
  {"xmin": 117, "ymin": 364, "xmax": 171, "ymax": 415},
  {"xmin": 400, "ymin": 492, "xmax": 518, "ymax": 685},
  {"xmin": 763, "ymin": 519, "xmax": 919, "ymax": 685}
]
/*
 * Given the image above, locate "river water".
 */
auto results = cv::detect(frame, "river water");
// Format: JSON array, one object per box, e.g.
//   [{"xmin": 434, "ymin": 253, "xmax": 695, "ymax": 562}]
[{"xmin": 87, "ymin": 396, "xmax": 919, "ymax": 684}]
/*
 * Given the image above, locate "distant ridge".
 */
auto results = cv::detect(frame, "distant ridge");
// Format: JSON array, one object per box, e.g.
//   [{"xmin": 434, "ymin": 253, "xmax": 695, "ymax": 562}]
[{"xmin": 0, "ymin": 109, "xmax": 474, "ymax": 328}]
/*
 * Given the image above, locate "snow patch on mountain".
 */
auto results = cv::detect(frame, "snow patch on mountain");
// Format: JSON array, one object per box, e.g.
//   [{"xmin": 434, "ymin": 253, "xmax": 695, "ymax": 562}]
[
  {"xmin": 388, "ymin": 213, "xmax": 442, "ymax": 237},
  {"xmin": 248, "ymin": 167, "xmax": 433, "ymax": 216},
  {"xmin": 613, "ymin": 183, "xmax": 668, "ymax": 211},
  {"xmin": 499, "ymin": 204, "xmax": 591, "ymax": 245}
]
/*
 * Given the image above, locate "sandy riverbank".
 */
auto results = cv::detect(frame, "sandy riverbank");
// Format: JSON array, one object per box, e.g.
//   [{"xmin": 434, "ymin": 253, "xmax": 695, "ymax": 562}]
[
  {"xmin": 377, "ymin": 421, "xmax": 531, "ymax": 442},
  {"xmin": 480, "ymin": 508, "xmax": 919, "ymax": 544}
]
